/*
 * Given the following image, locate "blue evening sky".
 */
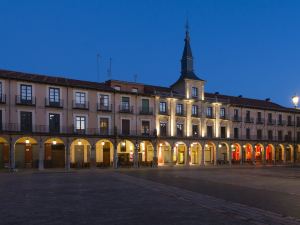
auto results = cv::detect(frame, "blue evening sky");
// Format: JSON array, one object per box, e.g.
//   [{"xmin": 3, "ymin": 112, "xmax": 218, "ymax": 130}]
[{"xmin": 0, "ymin": 0, "xmax": 300, "ymax": 107}]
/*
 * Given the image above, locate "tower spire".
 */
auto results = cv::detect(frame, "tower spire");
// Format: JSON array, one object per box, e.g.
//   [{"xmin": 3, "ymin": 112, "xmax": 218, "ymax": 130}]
[{"xmin": 181, "ymin": 19, "xmax": 193, "ymax": 77}]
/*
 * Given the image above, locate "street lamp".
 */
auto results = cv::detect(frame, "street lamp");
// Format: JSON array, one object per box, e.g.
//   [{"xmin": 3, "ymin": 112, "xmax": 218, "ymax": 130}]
[{"xmin": 291, "ymin": 95, "xmax": 299, "ymax": 163}]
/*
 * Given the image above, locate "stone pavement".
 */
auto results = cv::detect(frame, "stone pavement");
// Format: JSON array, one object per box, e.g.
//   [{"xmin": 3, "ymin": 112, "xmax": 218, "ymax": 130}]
[{"xmin": 0, "ymin": 167, "xmax": 299, "ymax": 225}]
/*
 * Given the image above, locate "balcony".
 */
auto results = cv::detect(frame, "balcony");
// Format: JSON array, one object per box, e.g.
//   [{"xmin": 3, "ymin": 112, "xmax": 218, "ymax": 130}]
[
  {"xmin": 232, "ymin": 116, "xmax": 242, "ymax": 122},
  {"xmin": 119, "ymin": 105, "xmax": 134, "ymax": 114},
  {"xmin": 277, "ymin": 120, "xmax": 286, "ymax": 126},
  {"xmin": 267, "ymin": 119, "xmax": 276, "ymax": 126},
  {"xmin": 245, "ymin": 117, "xmax": 254, "ymax": 123},
  {"xmin": 72, "ymin": 101, "xmax": 89, "ymax": 110},
  {"xmin": 206, "ymin": 114, "xmax": 215, "ymax": 119},
  {"xmin": 220, "ymin": 114, "xmax": 229, "ymax": 120},
  {"xmin": 45, "ymin": 98, "xmax": 63, "ymax": 108},
  {"xmin": 0, "ymin": 94, "xmax": 6, "ymax": 104},
  {"xmin": 158, "ymin": 109, "xmax": 169, "ymax": 116},
  {"xmin": 256, "ymin": 118, "xmax": 265, "ymax": 125},
  {"xmin": 97, "ymin": 103, "xmax": 112, "ymax": 112},
  {"xmin": 15, "ymin": 95, "xmax": 36, "ymax": 106},
  {"xmin": 139, "ymin": 107, "xmax": 153, "ymax": 115},
  {"xmin": 287, "ymin": 121, "xmax": 295, "ymax": 127},
  {"xmin": 297, "ymin": 122, "xmax": 300, "ymax": 127},
  {"xmin": 176, "ymin": 110, "xmax": 186, "ymax": 117}
]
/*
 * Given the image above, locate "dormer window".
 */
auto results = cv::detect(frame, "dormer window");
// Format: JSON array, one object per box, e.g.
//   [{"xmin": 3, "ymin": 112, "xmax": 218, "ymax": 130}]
[
  {"xmin": 114, "ymin": 86, "xmax": 120, "ymax": 91},
  {"xmin": 192, "ymin": 87, "xmax": 198, "ymax": 98},
  {"xmin": 132, "ymin": 88, "xmax": 138, "ymax": 93}
]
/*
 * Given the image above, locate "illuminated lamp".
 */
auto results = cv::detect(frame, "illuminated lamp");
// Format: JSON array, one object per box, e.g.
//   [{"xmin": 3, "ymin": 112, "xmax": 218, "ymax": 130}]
[{"xmin": 25, "ymin": 138, "xmax": 30, "ymax": 144}]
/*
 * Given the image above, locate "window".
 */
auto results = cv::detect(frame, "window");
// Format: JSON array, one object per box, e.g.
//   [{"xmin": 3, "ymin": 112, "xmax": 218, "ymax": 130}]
[
  {"xmin": 246, "ymin": 110, "xmax": 251, "ymax": 122},
  {"xmin": 297, "ymin": 117, "xmax": 300, "ymax": 127},
  {"xmin": 191, "ymin": 87, "xmax": 198, "ymax": 98},
  {"xmin": 0, "ymin": 110, "xmax": 2, "ymax": 130},
  {"xmin": 246, "ymin": 128, "xmax": 250, "ymax": 139},
  {"xmin": 176, "ymin": 104, "xmax": 183, "ymax": 115},
  {"xmin": 0, "ymin": 81, "xmax": 2, "ymax": 94},
  {"xmin": 99, "ymin": 94, "xmax": 109, "ymax": 107},
  {"xmin": 220, "ymin": 108, "xmax": 225, "ymax": 119},
  {"xmin": 75, "ymin": 116, "xmax": 86, "ymax": 132},
  {"xmin": 207, "ymin": 107, "xmax": 213, "ymax": 118},
  {"xmin": 131, "ymin": 88, "xmax": 138, "ymax": 93},
  {"xmin": 297, "ymin": 132, "xmax": 300, "ymax": 142},
  {"xmin": 49, "ymin": 87, "xmax": 60, "ymax": 103},
  {"xmin": 141, "ymin": 121, "xmax": 150, "ymax": 135},
  {"xmin": 99, "ymin": 118, "xmax": 109, "ymax": 135},
  {"xmin": 192, "ymin": 124, "xmax": 198, "ymax": 137},
  {"xmin": 176, "ymin": 123, "xmax": 184, "ymax": 137},
  {"xmin": 159, "ymin": 102, "xmax": 167, "ymax": 113},
  {"xmin": 221, "ymin": 127, "xmax": 226, "ymax": 138},
  {"xmin": 49, "ymin": 113, "xmax": 60, "ymax": 133},
  {"xmin": 278, "ymin": 114, "xmax": 283, "ymax": 125},
  {"xmin": 287, "ymin": 131, "xmax": 292, "ymax": 141},
  {"xmin": 278, "ymin": 130, "xmax": 283, "ymax": 141},
  {"xmin": 288, "ymin": 115, "xmax": 292, "ymax": 126},
  {"xmin": 20, "ymin": 111, "xmax": 32, "ymax": 132},
  {"xmin": 160, "ymin": 122, "xmax": 167, "ymax": 136},
  {"xmin": 268, "ymin": 113, "xmax": 273, "ymax": 124},
  {"xmin": 234, "ymin": 128, "xmax": 239, "ymax": 139},
  {"xmin": 192, "ymin": 105, "xmax": 198, "ymax": 116},
  {"xmin": 207, "ymin": 126, "xmax": 213, "ymax": 138},
  {"xmin": 121, "ymin": 119, "xmax": 130, "ymax": 135},
  {"xmin": 75, "ymin": 92, "xmax": 86, "ymax": 105},
  {"xmin": 257, "ymin": 129, "xmax": 262, "ymax": 140},
  {"xmin": 121, "ymin": 97, "xmax": 130, "ymax": 110},
  {"xmin": 114, "ymin": 86, "xmax": 120, "ymax": 91},
  {"xmin": 20, "ymin": 84, "xmax": 32, "ymax": 103},
  {"xmin": 234, "ymin": 109, "xmax": 239, "ymax": 120},
  {"xmin": 268, "ymin": 130, "xmax": 273, "ymax": 140},
  {"xmin": 141, "ymin": 99, "xmax": 150, "ymax": 113}
]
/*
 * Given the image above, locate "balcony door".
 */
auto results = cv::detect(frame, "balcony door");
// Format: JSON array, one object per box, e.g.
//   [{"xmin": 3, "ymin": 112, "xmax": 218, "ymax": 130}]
[
  {"xmin": 20, "ymin": 84, "xmax": 32, "ymax": 104},
  {"xmin": 49, "ymin": 113, "xmax": 60, "ymax": 133},
  {"xmin": 100, "ymin": 118, "xmax": 109, "ymax": 135},
  {"xmin": 121, "ymin": 119, "xmax": 130, "ymax": 135},
  {"xmin": 20, "ymin": 111, "xmax": 32, "ymax": 132}
]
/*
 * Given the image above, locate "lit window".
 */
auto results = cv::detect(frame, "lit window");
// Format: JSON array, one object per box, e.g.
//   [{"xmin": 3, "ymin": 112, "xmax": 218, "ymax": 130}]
[
  {"xmin": 75, "ymin": 92, "xmax": 86, "ymax": 104},
  {"xmin": 192, "ymin": 87, "xmax": 198, "ymax": 98}
]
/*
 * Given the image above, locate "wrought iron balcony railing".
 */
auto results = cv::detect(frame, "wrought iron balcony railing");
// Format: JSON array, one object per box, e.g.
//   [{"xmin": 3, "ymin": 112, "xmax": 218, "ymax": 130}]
[
  {"xmin": 45, "ymin": 98, "xmax": 63, "ymax": 108},
  {"xmin": 15, "ymin": 95, "xmax": 36, "ymax": 106}
]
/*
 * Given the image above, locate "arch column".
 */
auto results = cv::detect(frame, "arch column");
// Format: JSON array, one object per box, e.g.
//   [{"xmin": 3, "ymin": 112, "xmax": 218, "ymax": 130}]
[
  {"xmin": 133, "ymin": 141, "xmax": 139, "ymax": 168},
  {"xmin": 65, "ymin": 139, "xmax": 70, "ymax": 170},
  {"xmin": 152, "ymin": 140, "xmax": 158, "ymax": 168},
  {"xmin": 113, "ymin": 139, "xmax": 118, "ymax": 169},
  {"xmin": 252, "ymin": 146, "xmax": 256, "ymax": 165},
  {"xmin": 38, "ymin": 137, "xmax": 44, "ymax": 170},
  {"xmin": 90, "ymin": 143, "xmax": 96, "ymax": 168},
  {"xmin": 283, "ymin": 146, "xmax": 287, "ymax": 164},
  {"xmin": 186, "ymin": 146, "xmax": 190, "ymax": 166},
  {"xmin": 214, "ymin": 144, "xmax": 217, "ymax": 166},
  {"xmin": 9, "ymin": 136, "xmax": 16, "ymax": 170},
  {"xmin": 228, "ymin": 144, "xmax": 232, "ymax": 166},
  {"xmin": 201, "ymin": 142, "xmax": 205, "ymax": 166}
]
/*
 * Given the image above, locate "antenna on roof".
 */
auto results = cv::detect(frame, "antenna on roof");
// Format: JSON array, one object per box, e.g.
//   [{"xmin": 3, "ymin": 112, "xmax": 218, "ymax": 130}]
[
  {"xmin": 107, "ymin": 57, "xmax": 112, "ymax": 79},
  {"xmin": 96, "ymin": 53, "xmax": 100, "ymax": 82},
  {"xmin": 134, "ymin": 74, "xmax": 138, "ymax": 83}
]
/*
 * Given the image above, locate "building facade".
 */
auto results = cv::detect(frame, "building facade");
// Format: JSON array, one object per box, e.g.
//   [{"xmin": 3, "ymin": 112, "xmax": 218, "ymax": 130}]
[{"xmin": 0, "ymin": 30, "xmax": 300, "ymax": 170}]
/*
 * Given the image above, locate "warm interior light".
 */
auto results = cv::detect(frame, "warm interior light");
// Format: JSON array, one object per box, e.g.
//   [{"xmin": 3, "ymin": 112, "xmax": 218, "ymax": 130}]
[
  {"xmin": 175, "ymin": 143, "xmax": 178, "ymax": 147},
  {"xmin": 191, "ymin": 143, "xmax": 194, "ymax": 147},
  {"xmin": 159, "ymin": 143, "xmax": 162, "ymax": 147},
  {"xmin": 122, "ymin": 142, "xmax": 126, "ymax": 146},
  {"xmin": 205, "ymin": 144, "xmax": 208, "ymax": 148},
  {"xmin": 52, "ymin": 140, "xmax": 57, "ymax": 145},
  {"xmin": 25, "ymin": 138, "xmax": 30, "ymax": 144},
  {"xmin": 101, "ymin": 141, "xmax": 105, "ymax": 146},
  {"xmin": 78, "ymin": 140, "xmax": 82, "ymax": 145},
  {"xmin": 231, "ymin": 144, "xmax": 234, "ymax": 148},
  {"xmin": 218, "ymin": 144, "xmax": 222, "ymax": 148},
  {"xmin": 243, "ymin": 145, "xmax": 246, "ymax": 148},
  {"xmin": 292, "ymin": 95, "xmax": 299, "ymax": 107}
]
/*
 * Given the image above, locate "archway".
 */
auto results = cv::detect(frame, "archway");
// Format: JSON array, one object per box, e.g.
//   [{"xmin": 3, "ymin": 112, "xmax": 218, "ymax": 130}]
[
  {"xmin": 190, "ymin": 142, "xmax": 202, "ymax": 165},
  {"xmin": 174, "ymin": 142, "xmax": 187, "ymax": 165},
  {"xmin": 14, "ymin": 137, "xmax": 38, "ymax": 168},
  {"xmin": 275, "ymin": 144, "xmax": 284, "ymax": 163},
  {"xmin": 117, "ymin": 140, "xmax": 135, "ymax": 167},
  {"xmin": 297, "ymin": 145, "xmax": 300, "ymax": 162},
  {"xmin": 255, "ymin": 144, "xmax": 264, "ymax": 162},
  {"xmin": 286, "ymin": 145, "xmax": 294, "ymax": 163},
  {"xmin": 204, "ymin": 142, "xmax": 216, "ymax": 164},
  {"xmin": 70, "ymin": 139, "xmax": 91, "ymax": 168},
  {"xmin": 243, "ymin": 143, "xmax": 253, "ymax": 163},
  {"xmin": 217, "ymin": 142, "xmax": 229, "ymax": 165},
  {"xmin": 0, "ymin": 137, "xmax": 9, "ymax": 168},
  {"xmin": 265, "ymin": 144, "xmax": 274, "ymax": 164},
  {"xmin": 231, "ymin": 143, "xmax": 241, "ymax": 164},
  {"xmin": 44, "ymin": 138, "xmax": 65, "ymax": 168},
  {"xmin": 96, "ymin": 139, "xmax": 114, "ymax": 167},
  {"xmin": 158, "ymin": 141, "xmax": 171, "ymax": 165},
  {"xmin": 139, "ymin": 141, "xmax": 154, "ymax": 167}
]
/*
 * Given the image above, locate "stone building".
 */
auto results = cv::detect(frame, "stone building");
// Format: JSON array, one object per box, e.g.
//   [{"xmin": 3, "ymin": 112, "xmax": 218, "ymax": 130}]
[{"xmin": 0, "ymin": 29, "xmax": 299, "ymax": 170}]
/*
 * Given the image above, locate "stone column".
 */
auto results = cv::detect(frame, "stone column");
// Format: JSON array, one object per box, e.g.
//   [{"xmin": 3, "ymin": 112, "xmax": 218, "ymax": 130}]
[
  {"xmin": 214, "ymin": 145, "xmax": 217, "ymax": 166},
  {"xmin": 283, "ymin": 147, "xmax": 286, "ymax": 164},
  {"xmin": 133, "ymin": 141, "xmax": 139, "ymax": 168},
  {"xmin": 171, "ymin": 145, "xmax": 175, "ymax": 166},
  {"xmin": 201, "ymin": 143, "xmax": 205, "ymax": 166},
  {"xmin": 228, "ymin": 144, "xmax": 232, "ymax": 166},
  {"xmin": 152, "ymin": 141, "xmax": 158, "ymax": 168},
  {"xmin": 38, "ymin": 138, "xmax": 44, "ymax": 170},
  {"xmin": 240, "ymin": 145, "xmax": 243, "ymax": 165},
  {"xmin": 65, "ymin": 139, "xmax": 71, "ymax": 170},
  {"xmin": 252, "ymin": 147, "xmax": 256, "ymax": 166},
  {"xmin": 185, "ymin": 146, "xmax": 190, "ymax": 166},
  {"xmin": 9, "ymin": 137, "xmax": 15, "ymax": 170},
  {"xmin": 90, "ymin": 143, "xmax": 96, "ymax": 168},
  {"xmin": 113, "ymin": 139, "xmax": 118, "ymax": 169}
]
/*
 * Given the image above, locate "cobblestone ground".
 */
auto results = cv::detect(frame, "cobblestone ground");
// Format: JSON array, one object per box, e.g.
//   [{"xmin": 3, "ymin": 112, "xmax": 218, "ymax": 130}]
[{"xmin": 0, "ymin": 167, "xmax": 300, "ymax": 225}]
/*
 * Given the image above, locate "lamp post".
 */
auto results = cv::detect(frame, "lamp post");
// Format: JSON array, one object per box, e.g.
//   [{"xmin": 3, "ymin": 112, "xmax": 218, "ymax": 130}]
[{"xmin": 292, "ymin": 95, "xmax": 299, "ymax": 164}]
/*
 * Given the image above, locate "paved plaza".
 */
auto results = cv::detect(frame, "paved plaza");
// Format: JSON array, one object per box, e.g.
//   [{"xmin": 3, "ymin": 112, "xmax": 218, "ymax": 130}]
[{"xmin": 1, "ymin": 166, "xmax": 300, "ymax": 225}]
